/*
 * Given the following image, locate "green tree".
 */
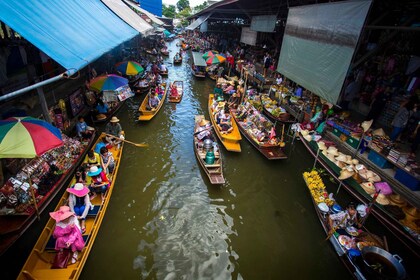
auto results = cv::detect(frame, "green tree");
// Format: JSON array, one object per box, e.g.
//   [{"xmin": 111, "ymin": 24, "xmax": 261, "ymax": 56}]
[
  {"xmin": 193, "ymin": 1, "xmax": 209, "ymax": 13},
  {"xmin": 162, "ymin": 4, "xmax": 176, "ymax": 18},
  {"xmin": 177, "ymin": 7, "xmax": 191, "ymax": 26},
  {"xmin": 176, "ymin": 0, "xmax": 190, "ymax": 12}
]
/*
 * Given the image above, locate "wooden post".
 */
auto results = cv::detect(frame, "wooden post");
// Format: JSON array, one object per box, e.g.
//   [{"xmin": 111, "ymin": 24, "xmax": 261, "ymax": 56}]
[
  {"xmin": 29, "ymin": 178, "xmax": 40, "ymax": 220},
  {"xmin": 313, "ymin": 147, "xmax": 320, "ymax": 170}
]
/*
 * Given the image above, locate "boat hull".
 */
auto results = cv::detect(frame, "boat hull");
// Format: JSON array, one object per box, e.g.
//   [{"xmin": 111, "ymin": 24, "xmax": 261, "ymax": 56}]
[
  {"xmin": 168, "ymin": 81, "xmax": 183, "ymax": 103},
  {"xmin": 138, "ymin": 84, "xmax": 168, "ymax": 121}
]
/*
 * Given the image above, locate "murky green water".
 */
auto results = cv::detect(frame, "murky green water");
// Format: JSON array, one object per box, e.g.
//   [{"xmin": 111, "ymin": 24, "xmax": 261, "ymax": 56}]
[{"xmin": 79, "ymin": 40, "xmax": 349, "ymax": 279}]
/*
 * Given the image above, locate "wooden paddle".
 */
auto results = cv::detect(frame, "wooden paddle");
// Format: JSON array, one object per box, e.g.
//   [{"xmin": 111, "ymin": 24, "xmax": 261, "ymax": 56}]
[
  {"xmin": 193, "ymin": 125, "xmax": 213, "ymax": 136},
  {"xmin": 105, "ymin": 134, "xmax": 148, "ymax": 147}
]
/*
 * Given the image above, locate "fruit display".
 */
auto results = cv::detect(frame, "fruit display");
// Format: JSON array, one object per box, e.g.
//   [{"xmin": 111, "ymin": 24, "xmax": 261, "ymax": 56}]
[
  {"xmin": 303, "ymin": 170, "xmax": 334, "ymax": 206},
  {"xmin": 261, "ymin": 94, "xmax": 287, "ymax": 117}
]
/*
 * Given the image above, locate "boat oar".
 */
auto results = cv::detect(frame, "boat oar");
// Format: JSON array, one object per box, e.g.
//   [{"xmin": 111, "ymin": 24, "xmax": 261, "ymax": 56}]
[
  {"xmin": 105, "ymin": 134, "xmax": 148, "ymax": 147},
  {"xmin": 279, "ymin": 124, "xmax": 285, "ymax": 147},
  {"xmin": 325, "ymin": 214, "xmax": 348, "ymax": 241},
  {"xmin": 193, "ymin": 125, "xmax": 213, "ymax": 136}
]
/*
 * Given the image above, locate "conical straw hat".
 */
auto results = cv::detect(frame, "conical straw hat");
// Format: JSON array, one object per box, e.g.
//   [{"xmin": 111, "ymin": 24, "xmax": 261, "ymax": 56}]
[
  {"xmin": 388, "ymin": 194, "xmax": 406, "ymax": 207},
  {"xmin": 361, "ymin": 182, "xmax": 375, "ymax": 195},
  {"xmin": 317, "ymin": 141, "xmax": 327, "ymax": 151},
  {"xmin": 372, "ymin": 128, "xmax": 385, "ymax": 136},
  {"xmin": 373, "ymin": 193, "xmax": 390, "ymax": 205},
  {"xmin": 301, "ymin": 129, "xmax": 310, "ymax": 136},
  {"xmin": 338, "ymin": 169, "xmax": 354, "ymax": 180},
  {"xmin": 326, "ymin": 146, "xmax": 339, "ymax": 156},
  {"xmin": 361, "ymin": 119, "xmax": 373, "ymax": 132},
  {"xmin": 403, "ymin": 207, "xmax": 420, "ymax": 220},
  {"xmin": 336, "ymin": 154, "xmax": 348, "ymax": 162}
]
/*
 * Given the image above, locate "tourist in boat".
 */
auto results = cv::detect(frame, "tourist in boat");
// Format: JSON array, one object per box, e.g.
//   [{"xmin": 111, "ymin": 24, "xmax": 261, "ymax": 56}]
[
  {"xmin": 218, "ymin": 109, "xmax": 233, "ymax": 134},
  {"xmin": 155, "ymin": 85, "xmax": 164, "ymax": 99},
  {"xmin": 100, "ymin": 146, "xmax": 115, "ymax": 175},
  {"xmin": 170, "ymin": 83, "xmax": 179, "ymax": 99},
  {"xmin": 67, "ymin": 183, "xmax": 91, "ymax": 233},
  {"xmin": 328, "ymin": 202, "xmax": 361, "ymax": 235},
  {"xmin": 105, "ymin": 116, "xmax": 124, "ymax": 146},
  {"xmin": 75, "ymin": 116, "xmax": 94, "ymax": 139},
  {"xmin": 84, "ymin": 150, "xmax": 101, "ymax": 169},
  {"xmin": 223, "ymin": 81, "xmax": 235, "ymax": 95},
  {"xmin": 87, "ymin": 166, "xmax": 109, "ymax": 202},
  {"xmin": 147, "ymin": 91, "xmax": 160, "ymax": 111},
  {"xmin": 196, "ymin": 119, "xmax": 212, "ymax": 141},
  {"xmin": 174, "ymin": 52, "xmax": 181, "ymax": 60},
  {"xmin": 70, "ymin": 166, "xmax": 87, "ymax": 186},
  {"xmin": 50, "ymin": 205, "xmax": 85, "ymax": 264}
]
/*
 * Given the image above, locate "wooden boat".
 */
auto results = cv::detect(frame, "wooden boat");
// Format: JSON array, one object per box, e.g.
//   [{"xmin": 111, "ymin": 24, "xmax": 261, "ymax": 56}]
[
  {"xmin": 92, "ymin": 101, "xmax": 125, "ymax": 124},
  {"xmin": 191, "ymin": 52, "xmax": 207, "ymax": 78},
  {"xmin": 231, "ymin": 108, "xmax": 287, "ymax": 160},
  {"xmin": 208, "ymin": 94, "xmax": 241, "ymax": 152},
  {"xmin": 168, "ymin": 81, "xmax": 183, "ymax": 103},
  {"xmin": 191, "ymin": 65, "xmax": 206, "ymax": 78},
  {"xmin": 300, "ymin": 133, "xmax": 420, "ymax": 258},
  {"xmin": 302, "ymin": 171, "xmax": 393, "ymax": 280},
  {"xmin": 260, "ymin": 93, "xmax": 297, "ymax": 124},
  {"xmin": 132, "ymin": 79, "xmax": 150, "ymax": 95},
  {"xmin": 158, "ymin": 66, "xmax": 168, "ymax": 77},
  {"xmin": 138, "ymin": 84, "xmax": 168, "ymax": 121},
  {"xmin": 173, "ymin": 56, "xmax": 182, "ymax": 65},
  {"xmin": 0, "ymin": 133, "xmax": 96, "ymax": 256},
  {"xmin": 17, "ymin": 133, "xmax": 123, "ymax": 280},
  {"xmin": 194, "ymin": 115, "xmax": 225, "ymax": 185},
  {"xmin": 145, "ymin": 49, "xmax": 158, "ymax": 56},
  {"xmin": 160, "ymin": 48, "xmax": 169, "ymax": 56}
]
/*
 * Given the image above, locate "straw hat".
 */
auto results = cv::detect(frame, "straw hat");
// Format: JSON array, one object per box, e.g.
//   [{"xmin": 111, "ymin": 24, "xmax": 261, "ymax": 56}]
[
  {"xmin": 87, "ymin": 166, "xmax": 102, "ymax": 177},
  {"xmin": 336, "ymin": 154, "xmax": 348, "ymax": 163},
  {"xmin": 361, "ymin": 119, "xmax": 373, "ymax": 132},
  {"xmin": 326, "ymin": 154, "xmax": 336, "ymax": 162},
  {"xmin": 361, "ymin": 182, "xmax": 376, "ymax": 195},
  {"xmin": 303, "ymin": 134, "xmax": 312, "ymax": 142},
  {"xmin": 67, "ymin": 183, "xmax": 89, "ymax": 197},
  {"xmin": 110, "ymin": 116, "xmax": 120, "ymax": 123},
  {"xmin": 338, "ymin": 169, "xmax": 354, "ymax": 180},
  {"xmin": 345, "ymin": 155, "xmax": 353, "ymax": 165},
  {"xmin": 217, "ymin": 101, "xmax": 226, "ymax": 109},
  {"xmin": 49, "ymin": 206, "xmax": 74, "ymax": 222},
  {"xmin": 351, "ymin": 159, "xmax": 359, "ymax": 165},
  {"xmin": 366, "ymin": 171, "xmax": 381, "ymax": 183},
  {"xmin": 317, "ymin": 141, "xmax": 327, "ymax": 151},
  {"xmin": 301, "ymin": 130, "xmax": 310, "ymax": 136},
  {"xmin": 355, "ymin": 164, "xmax": 366, "ymax": 172},
  {"xmin": 96, "ymin": 114, "xmax": 107, "ymax": 120},
  {"xmin": 335, "ymin": 160, "xmax": 346, "ymax": 168},
  {"xmin": 199, "ymin": 119, "xmax": 210, "ymax": 126},
  {"xmin": 373, "ymin": 193, "xmax": 390, "ymax": 205},
  {"xmin": 388, "ymin": 194, "xmax": 407, "ymax": 207},
  {"xmin": 326, "ymin": 146, "xmax": 339, "ymax": 156},
  {"xmin": 372, "ymin": 128, "xmax": 385, "ymax": 137},
  {"xmin": 402, "ymin": 207, "xmax": 420, "ymax": 220},
  {"xmin": 322, "ymin": 150, "xmax": 328, "ymax": 157}
]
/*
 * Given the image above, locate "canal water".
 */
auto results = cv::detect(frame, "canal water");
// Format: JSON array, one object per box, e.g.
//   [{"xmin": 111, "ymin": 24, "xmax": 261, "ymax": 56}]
[{"xmin": 79, "ymin": 40, "xmax": 349, "ymax": 279}]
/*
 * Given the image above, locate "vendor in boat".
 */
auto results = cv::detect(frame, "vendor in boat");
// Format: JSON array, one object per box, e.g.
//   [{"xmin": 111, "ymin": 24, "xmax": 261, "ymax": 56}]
[
  {"xmin": 67, "ymin": 183, "xmax": 91, "ymax": 234},
  {"xmin": 76, "ymin": 116, "xmax": 94, "ymax": 140},
  {"xmin": 84, "ymin": 150, "xmax": 101, "ymax": 169},
  {"xmin": 328, "ymin": 202, "xmax": 361, "ymax": 236},
  {"xmin": 196, "ymin": 119, "xmax": 212, "ymax": 141},
  {"xmin": 105, "ymin": 116, "xmax": 124, "ymax": 146},
  {"xmin": 147, "ymin": 91, "xmax": 160, "ymax": 111},
  {"xmin": 218, "ymin": 108, "xmax": 233, "ymax": 134},
  {"xmin": 223, "ymin": 81, "xmax": 235, "ymax": 95},
  {"xmin": 50, "ymin": 206, "xmax": 85, "ymax": 264},
  {"xmin": 96, "ymin": 99, "xmax": 109, "ymax": 114},
  {"xmin": 170, "ymin": 83, "xmax": 179, "ymax": 99},
  {"xmin": 213, "ymin": 83, "xmax": 223, "ymax": 100},
  {"xmin": 100, "ymin": 146, "xmax": 115, "ymax": 174},
  {"xmin": 87, "ymin": 166, "xmax": 109, "ymax": 202}
]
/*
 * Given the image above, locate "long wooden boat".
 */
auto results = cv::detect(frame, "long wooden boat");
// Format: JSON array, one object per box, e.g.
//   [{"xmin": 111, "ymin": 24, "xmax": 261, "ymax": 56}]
[
  {"xmin": 194, "ymin": 115, "xmax": 225, "ymax": 185},
  {"xmin": 208, "ymin": 94, "xmax": 241, "ymax": 152},
  {"xmin": 191, "ymin": 65, "xmax": 206, "ymax": 78},
  {"xmin": 18, "ymin": 133, "xmax": 123, "ymax": 279},
  {"xmin": 132, "ymin": 79, "xmax": 150, "ymax": 95},
  {"xmin": 173, "ymin": 56, "xmax": 182, "ymax": 65},
  {"xmin": 92, "ymin": 101, "xmax": 125, "ymax": 124},
  {"xmin": 231, "ymin": 108, "xmax": 287, "ymax": 160},
  {"xmin": 160, "ymin": 48, "xmax": 169, "ymax": 56},
  {"xmin": 302, "ymin": 171, "xmax": 392, "ymax": 280},
  {"xmin": 158, "ymin": 66, "xmax": 168, "ymax": 77},
  {"xmin": 138, "ymin": 84, "xmax": 168, "ymax": 121},
  {"xmin": 300, "ymin": 133, "xmax": 420, "ymax": 258},
  {"xmin": 168, "ymin": 81, "xmax": 183, "ymax": 103},
  {"xmin": 0, "ymin": 133, "xmax": 96, "ymax": 256},
  {"xmin": 260, "ymin": 93, "xmax": 297, "ymax": 124}
]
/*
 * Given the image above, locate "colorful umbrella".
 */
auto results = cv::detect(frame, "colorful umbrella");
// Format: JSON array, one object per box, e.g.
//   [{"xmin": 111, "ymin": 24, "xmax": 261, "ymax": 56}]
[
  {"xmin": 205, "ymin": 54, "xmax": 226, "ymax": 65},
  {"xmin": 89, "ymin": 74, "xmax": 128, "ymax": 92},
  {"xmin": 202, "ymin": 50, "xmax": 219, "ymax": 60},
  {"xmin": 0, "ymin": 117, "xmax": 63, "ymax": 158},
  {"xmin": 115, "ymin": 61, "xmax": 144, "ymax": 76}
]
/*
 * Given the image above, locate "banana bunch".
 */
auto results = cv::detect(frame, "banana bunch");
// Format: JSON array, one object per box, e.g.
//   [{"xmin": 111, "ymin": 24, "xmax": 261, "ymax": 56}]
[{"xmin": 303, "ymin": 171, "xmax": 332, "ymax": 205}]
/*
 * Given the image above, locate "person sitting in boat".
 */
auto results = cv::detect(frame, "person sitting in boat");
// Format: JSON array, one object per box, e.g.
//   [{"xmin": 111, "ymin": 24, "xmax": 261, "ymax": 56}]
[
  {"xmin": 170, "ymin": 83, "xmax": 180, "ymax": 99},
  {"xmin": 218, "ymin": 109, "xmax": 233, "ymax": 134},
  {"xmin": 70, "ymin": 166, "xmax": 87, "ymax": 186},
  {"xmin": 213, "ymin": 83, "xmax": 223, "ymax": 100},
  {"xmin": 84, "ymin": 150, "xmax": 101, "ymax": 169},
  {"xmin": 155, "ymin": 85, "xmax": 164, "ymax": 99},
  {"xmin": 196, "ymin": 119, "xmax": 212, "ymax": 141},
  {"xmin": 87, "ymin": 166, "xmax": 109, "ymax": 202},
  {"xmin": 50, "ymin": 206, "xmax": 85, "ymax": 264},
  {"xmin": 174, "ymin": 52, "xmax": 181, "ymax": 60},
  {"xmin": 147, "ymin": 91, "xmax": 160, "ymax": 111},
  {"xmin": 67, "ymin": 183, "xmax": 91, "ymax": 234},
  {"xmin": 96, "ymin": 99, "xmax": 109, "ymax": 114},
  {"xmin": 228, "ymin": 90, "xmax": 241, "ymax": 109},
  {"xmin": 76, "ymin": 116, "xmax": 94, "ymax": 140},
  {"xmin": 105, "ymin": 116, "xmax": 124, "ymax": 146},
  {"xmin": 100, "ymin": 146, "xmax": 115, "ymax": 174},
  {"xmin": 159, "ymin": 64, "xmax": 167, "ymax": 73},
  {"xmin": 94, "ymin": 136, "xmax": 110, "ymax": 154},
  {"xmin": 155, "ymin": 74, "xmax": 162, "ymax": 86},
  {"xmin": 328, "ymin": 202, "xmax": 361, "ymax": 236}
]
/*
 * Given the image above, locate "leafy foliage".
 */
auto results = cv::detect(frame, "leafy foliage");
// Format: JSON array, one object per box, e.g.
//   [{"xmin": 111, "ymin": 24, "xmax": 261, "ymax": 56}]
[
  {"xmin": 193, "ymin": 1, "xmax": 209, "ymax": 13},
  {"xmin": 162, "ymin": 4, "xmax": 176, "ymax": 18},
  {"xmin": 176, "ymin": 0, "xmax": 190, "ymax": 12}
]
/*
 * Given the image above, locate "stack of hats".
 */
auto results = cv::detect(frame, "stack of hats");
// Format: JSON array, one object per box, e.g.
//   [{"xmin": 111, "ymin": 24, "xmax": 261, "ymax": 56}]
[
  {"xmin": 373, "ymin": 193, "xmax": 390, "ymax": 205},
  {"xmin": 361, "ymin": 182, "xmax": 376, "ymax": 195},
  {"xmin": 401, "ymin": 207, "xmax": 420, "ymax": 232},
  {"xmin": 388, "ymin": 194, "xmax": 407, "ymax": 207}
]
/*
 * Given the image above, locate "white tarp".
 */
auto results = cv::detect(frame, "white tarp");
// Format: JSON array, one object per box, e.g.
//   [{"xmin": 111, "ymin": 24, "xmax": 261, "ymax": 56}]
[
  {"xmin": 102, "ymin": 0, "xmax": 153, "ymax": 35},
  {"xmin": 250, "ymin": 15, "xmax": 277, "ymax": 33},
  {"xmin": 240, "ymin": 27, "xmax": 257, "ymax": 46},
  {"xmin": 278, "ymin": 0, "xmax": 372, "ymax": 105},
  {"xmin": 186, "ymin": 13, "xmax": 212, "ymax": 31}
]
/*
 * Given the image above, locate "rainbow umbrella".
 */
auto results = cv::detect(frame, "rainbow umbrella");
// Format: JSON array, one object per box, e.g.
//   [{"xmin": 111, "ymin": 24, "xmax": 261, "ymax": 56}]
[
  {"xmin": 205, "ymin": 54, "xmax": 226, "ymax": 65},
  {"xmin": 115, "ymin": 61, "xmax": 144, "ymax": 76},
  {"xmin": 89, "ymin": 74, "xmax": 128, "ymax": 92},
  {"xmin": 0, "ymin": 117, "xmax": 63, "ymax": 158},
  {"xmin": 202, "ymin": 50, "xmax": 219, "ymax": 60}
]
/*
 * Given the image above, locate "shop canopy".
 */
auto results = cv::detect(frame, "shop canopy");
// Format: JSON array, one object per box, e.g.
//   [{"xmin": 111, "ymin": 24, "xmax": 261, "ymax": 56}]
[
  {"xmin": 123, "ymin": 0, "xmax": 165, "ymax": 26},
  {"xmin": 0, "ymin": 0, "xmax": 138, "ymax": 72},
  {"xmin": 101, "ymin": 0, "xmax": 153, "ymax": 35},
  {"xmin": 192, "ymin": 52, "xmax": 207, "ymax": 67},
  {"xmin": 186, "ymin": 13, "xmax": 213, "ymax": 31}
]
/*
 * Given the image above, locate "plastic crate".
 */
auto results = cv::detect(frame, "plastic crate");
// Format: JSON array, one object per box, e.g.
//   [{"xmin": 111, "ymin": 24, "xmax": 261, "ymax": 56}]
[
  {"xmin": 394, "ymin": 168, "xmax": 420, "ymax": 191},
  {"xmin": 346, "ymin": 137, "xmax": 360, "ymax": 149},
  {"xmin": 367, "ymin": 150, "xmax": 394, "ymax": 169}
]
